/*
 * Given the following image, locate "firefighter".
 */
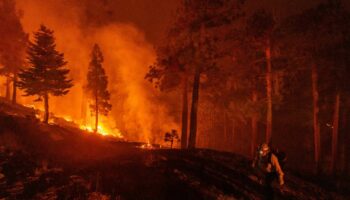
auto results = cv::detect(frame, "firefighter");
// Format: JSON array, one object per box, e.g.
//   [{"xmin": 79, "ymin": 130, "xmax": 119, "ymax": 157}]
[{"xmin": 252, "ymin": 143, "xmax": 284, "ymax": 199}]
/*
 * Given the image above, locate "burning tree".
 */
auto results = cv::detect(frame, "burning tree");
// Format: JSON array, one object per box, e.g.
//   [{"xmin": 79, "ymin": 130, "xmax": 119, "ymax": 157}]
[
  {"xmin": 86, "ymin": 44, "xmax": 112, "ymax": 133},
  {"xmin": 18, "ymin": 25, "xmax": 73, "ymax": 123}
]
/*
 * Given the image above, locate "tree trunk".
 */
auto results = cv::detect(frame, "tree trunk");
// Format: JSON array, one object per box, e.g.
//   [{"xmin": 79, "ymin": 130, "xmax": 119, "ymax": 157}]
[
  {"xmin": 207, "ymin": 106, "xmax": 214, "ymax": 148},
  {"xmin": 5, "ymin": 76, "xmax": 11, "ymax": 100},
  {"xmin": 188, "ymin": 24, "xmax": 204, "ymax": 149},
  {"xmin": 340, "ymin": 110, "xmax": 347, "ymax": 174},
  {"xmin": 81, "ymin": 87, "xmax": 87, "ymax": 126},
  {"xmin": 95, "ymin": 91, "xmax": 99, "ymax": 133},
  {"xmin": 331, "ymin": 92, "xmax": 340, "ymax": 174},
  {"xmin": 44, "ymin": 93, "xmax": 49, "ymax": 123},
  {"xmin": 188, "ymin": 65, "xmax": 201, "ymax": 149},
  {"xmin": 251, "ymin": 90, "xmax": 258, "ymax": 158},
  {"xmin": 312, "ymin": 64, "xmax": 321, "ymax": 172},
  {"xmin": 181, "ymin": 74, "xmax": 188, "ymax": 149},
  {"xmin": 265, "ymin": 40, "xmax": 273, "ymax": 144},
  {"xmin": 12, "ymin": 73, "xmax": 17, "ymax": 104},
  {"xmin": 344, "ymin": 110, "xmax": 350, "ymax": 175},
  {"xmin": 223, "ymin": 110, "xmax": 227, "ymax": 149},
  {"xmin": 232, "ymin": 119, "xmax": 235, "ymax": 152}
]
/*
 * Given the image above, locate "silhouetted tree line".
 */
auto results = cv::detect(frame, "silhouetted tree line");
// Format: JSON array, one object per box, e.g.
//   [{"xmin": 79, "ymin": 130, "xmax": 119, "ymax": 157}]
[
  {"xmin": 0, "ymin": 0, "xmax": 27, "ymax": 104},
  {"xmin": 0, "ymin": 0, "xmax": 111, "ymax": 130},
  {"xmin": 146, "ymin": 0, "xmax": 350, "ymax": 175}
]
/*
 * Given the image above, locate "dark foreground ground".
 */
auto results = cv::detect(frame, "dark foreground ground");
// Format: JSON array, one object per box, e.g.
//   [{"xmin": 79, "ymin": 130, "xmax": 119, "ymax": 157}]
[{"xmin": 0, "ymin": 100, "xmax": 349, "ymax": 200}]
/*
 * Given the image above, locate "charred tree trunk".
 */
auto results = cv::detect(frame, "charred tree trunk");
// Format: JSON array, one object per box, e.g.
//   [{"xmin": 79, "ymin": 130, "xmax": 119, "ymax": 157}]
[
  {"xmin": 188, "ymin": 24, "xmax": 205, "ymax": 149},
  {"xmin": 81, "ymin": 86, "xmax": 87, "ymax": 126},
  {"xmin": 188, "ymin": 65, "xmax": 201, "ymax": 149},
  {"xmin": 223, "ymin": 110, "xmax": 228, "ymax": 149},
  {"xmin": 208, "ymin": 106, "xmax": 215, "ymax": 148},
  {"xmin": 312, "ymin": 64, "xmax": 321, "ymax": 172},
  {"xmin": 345, "ymin": 110, "xmax": 350, "ymax": 175},
  {"xmin": 95, "ymin": 91, "xmax": 99, "ymax": 133},
  {"xmin": 251, "ymin": 90, "xmax": 258, "ymax": 158},
  {"xmin": 5, "ymin": 76, "xmax": 11, "ymax": 100},
  {"xmin": 44, "ymin": 93, "xmax": 49, "ymax": 123},
  {"xmin": 12, "ymin": 73, "xmax": 17, "ymax": 104},
  {"xmin": 232, "ymin": 119, "xmax": 235, "ymax": 152},
  {"xmin": 331, "ymin": 92, "xmax": 340, "ymax": 174},
  {"xmin": 340, "ymin": 109, "xmax": 347, "ymax": 174},
  {"xmin": 265, "ymin": 40, "xmax": 273, "ymax": 144},
  {"xmin": 181, "ymin": 74, "xmax": 188, "ymax": 149}
]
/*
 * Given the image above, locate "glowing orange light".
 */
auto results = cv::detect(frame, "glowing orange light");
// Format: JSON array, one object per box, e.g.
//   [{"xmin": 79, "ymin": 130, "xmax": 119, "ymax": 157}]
[{"xmin": 79, "ymin": 123, "xmax": 123, "ymax": 138}]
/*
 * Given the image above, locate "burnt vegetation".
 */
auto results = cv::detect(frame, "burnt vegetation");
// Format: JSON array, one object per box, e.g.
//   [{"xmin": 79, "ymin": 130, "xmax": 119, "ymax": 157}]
[{"xmin": 1, "ymin": 0, "xmax": 350, "ymax": 199}]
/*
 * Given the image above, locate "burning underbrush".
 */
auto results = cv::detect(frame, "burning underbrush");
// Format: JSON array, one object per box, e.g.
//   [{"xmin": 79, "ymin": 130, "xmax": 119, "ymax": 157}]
[{"xmin": 21, "ymin": 102, "xmax": 124, "ymax": 140}]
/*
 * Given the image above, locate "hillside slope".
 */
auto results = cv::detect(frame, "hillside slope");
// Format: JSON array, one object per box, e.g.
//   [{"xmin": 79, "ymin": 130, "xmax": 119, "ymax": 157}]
[{"xmin": 0, "ymin": 100, "xmax": 348, "ymax": 199}]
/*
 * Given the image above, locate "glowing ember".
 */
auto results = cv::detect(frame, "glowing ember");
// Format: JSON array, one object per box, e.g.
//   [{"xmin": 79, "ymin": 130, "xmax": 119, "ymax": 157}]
[
  {"xmin": 139, "ymin": 141, "xmax": 161, "ymax": 149},
  {"xmin": 140, "ymin": 143, "xmax": 153, "ymax": 149},
  {"xmin": 24, "ymin": 104, "xmax": 35, "ymax": 109}
]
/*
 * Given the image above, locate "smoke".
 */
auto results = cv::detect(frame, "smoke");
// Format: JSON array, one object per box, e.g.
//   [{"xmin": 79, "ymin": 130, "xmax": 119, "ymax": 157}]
[{"xmin": 14, "ymin": 0, "xmax": 179, "ymax": 143}]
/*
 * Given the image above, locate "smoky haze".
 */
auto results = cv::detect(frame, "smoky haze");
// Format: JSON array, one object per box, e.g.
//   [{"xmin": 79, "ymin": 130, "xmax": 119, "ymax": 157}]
[
  {"xmin": 14, "ymin": 0, "xmax": 179, "ymax": 143},
  {"xmin": 13, "ymin": 0, "xmax": 346, "ymax": 145}
]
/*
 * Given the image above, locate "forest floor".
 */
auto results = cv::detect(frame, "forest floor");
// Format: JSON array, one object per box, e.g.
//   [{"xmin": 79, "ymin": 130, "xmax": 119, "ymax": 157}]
[{"xmin": 0, "ymin": 99, "xmax": 349, "ymax": 200}]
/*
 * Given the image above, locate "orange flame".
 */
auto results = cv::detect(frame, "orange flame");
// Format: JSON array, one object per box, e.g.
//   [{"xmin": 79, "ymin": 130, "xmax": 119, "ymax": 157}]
[
  {"xmin": 8, "ymin": 0, "xmax": 179, "ymax": 144},
  {"xmin": 23, "ymin": 104, "xmax": 123, "ymax": 139}
]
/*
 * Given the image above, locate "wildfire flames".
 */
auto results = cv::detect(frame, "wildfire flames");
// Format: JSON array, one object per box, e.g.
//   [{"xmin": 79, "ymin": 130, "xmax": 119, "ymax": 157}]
[
  {"xmin": 78, "ymin": 117, "xmax": 123, "ymax": 139},
  {"xmin": 79, "ymin": 124, "xmax": 123, "ymax": 138},
  {"xmin": 23, "ymin": 103, "xmax": 123, "ymax": 139},
  {"xmin": 1, "ymin": 0, "xmax": 179, "ymax": 144}
]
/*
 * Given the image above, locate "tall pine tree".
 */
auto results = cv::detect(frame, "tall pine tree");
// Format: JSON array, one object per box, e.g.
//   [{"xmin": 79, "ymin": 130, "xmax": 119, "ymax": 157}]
[
  {"xmin": 86, "ymin": 44, "xmax": 112, "ymax": 133},
  {"xmin": 18, "ymin": 25, "xmax": 73, "ymax": 123},
  {"xmin": 246, "ymin": 9, "xmax": 276, "ymax": 144}
]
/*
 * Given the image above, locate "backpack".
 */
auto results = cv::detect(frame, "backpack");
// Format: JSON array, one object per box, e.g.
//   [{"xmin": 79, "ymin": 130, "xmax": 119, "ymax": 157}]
[{"xmin": 268, "ymin": 148, "xmax": 287, "ymax": 169}]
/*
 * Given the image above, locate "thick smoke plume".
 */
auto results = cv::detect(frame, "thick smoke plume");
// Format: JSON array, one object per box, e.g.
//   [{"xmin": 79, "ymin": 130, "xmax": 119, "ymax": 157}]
[{"xmin": 14, "ymin": 0, "xmax": 179, "ymax": 143}]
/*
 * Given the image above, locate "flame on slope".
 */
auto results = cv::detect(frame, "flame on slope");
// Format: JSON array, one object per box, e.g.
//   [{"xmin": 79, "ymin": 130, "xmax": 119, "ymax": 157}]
[
  {"xmin": 23, "ymin": 104, "xmax": 123, "ymax": 139},
  {"xmin": 79, "ymin": 123, "xmax": 123, "ymax": 138},
  {"xmin": 68, "ymin": 112, "xmax": 124, "ymax": 138}
]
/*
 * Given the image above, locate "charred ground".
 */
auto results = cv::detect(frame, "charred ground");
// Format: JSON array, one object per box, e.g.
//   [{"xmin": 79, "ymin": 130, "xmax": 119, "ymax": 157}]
[{"xmin": 0, "ymin": 100, "xmax": 348, "ymax": 200}]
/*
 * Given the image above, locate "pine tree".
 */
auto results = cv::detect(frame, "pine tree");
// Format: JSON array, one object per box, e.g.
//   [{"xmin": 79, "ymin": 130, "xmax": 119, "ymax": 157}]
[
  {"xmin": 18, "ymin": 25, "xmax": 73, "ymax": 123},
  {"xmin": 86, "ymin": 44, "xmax": 112, "ymax": 133},
  {"xmin": 147, "ymin": 0, "xmax": 245, "ymax": 149},
  {"xmin": 246, "ymin": 9, "xmax": 276, "ymax": 144}
]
